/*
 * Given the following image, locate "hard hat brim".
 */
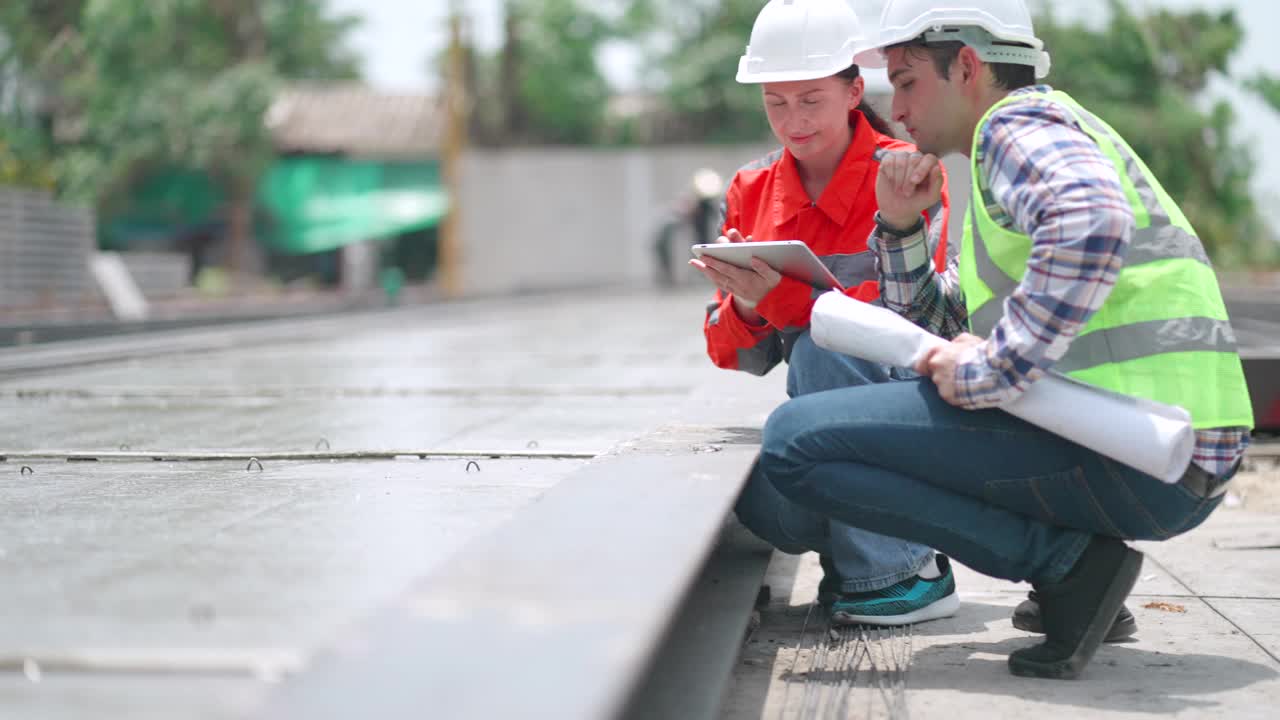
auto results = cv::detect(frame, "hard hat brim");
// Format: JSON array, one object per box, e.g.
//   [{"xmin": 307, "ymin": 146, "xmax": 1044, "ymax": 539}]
[
  {"xmin": 852, "ymin": 27, "xmax": 1050, "ymax": 79},
  {"xmin": 736, "ymin": 67, "xmax": 855, "ymax": 84}
]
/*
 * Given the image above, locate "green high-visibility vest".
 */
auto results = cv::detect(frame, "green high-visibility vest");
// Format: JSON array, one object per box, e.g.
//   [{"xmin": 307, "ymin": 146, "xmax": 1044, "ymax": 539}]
[{"xmin": 957, "ymin": 90, "xmax": 1253, "ymax": 430}]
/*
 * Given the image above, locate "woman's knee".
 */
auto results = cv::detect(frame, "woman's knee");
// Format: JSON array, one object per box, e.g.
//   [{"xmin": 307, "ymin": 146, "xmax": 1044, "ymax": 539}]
[
  {"xmin": 733, "ymin": 463, "xmax": 822, "ymax": 554},
  {"xmin": 787, "ymin": 331, "xmax": 891, "ymax": 397},
  {"xmin": 760, "ymin": 398, "xmax": 826, "ymax": 493},
  {"xmin": 761, "ymin": 396, "xmax": 810, "ymax": 458}
]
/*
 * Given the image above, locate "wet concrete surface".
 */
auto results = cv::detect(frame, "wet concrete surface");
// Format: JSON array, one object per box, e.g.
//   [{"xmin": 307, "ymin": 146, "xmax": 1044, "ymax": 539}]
[
  {"xmin": 3, "ymin": 284, "xmax": 1278, "ymax": 719},
  {"xmin": 0, "ymin": 288, "xmax": 748, "ymax": 719}
]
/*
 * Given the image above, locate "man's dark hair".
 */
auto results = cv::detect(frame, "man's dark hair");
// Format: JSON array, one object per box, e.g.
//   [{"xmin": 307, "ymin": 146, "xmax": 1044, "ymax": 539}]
[
  {"xmin": 834, "ymin": 64, "xmax": 896, "ymax": 136},
  {"xmin": 887, "ymin": 39, "xmax": 1036, "ymax": 91}
]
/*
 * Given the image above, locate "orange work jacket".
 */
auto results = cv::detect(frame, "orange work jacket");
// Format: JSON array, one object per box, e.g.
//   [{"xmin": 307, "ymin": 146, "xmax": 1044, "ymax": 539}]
[{"xmin": 704, "ymin": 111, "xmax": 950, "ymax": 374}]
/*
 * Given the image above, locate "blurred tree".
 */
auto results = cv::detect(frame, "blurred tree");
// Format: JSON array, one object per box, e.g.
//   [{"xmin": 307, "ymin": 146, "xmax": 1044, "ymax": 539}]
[
  {"xmin": 0, "ymin": 119, "xmax": 56, "ymax": 189},
  {"xmin": 1, "ymin": 33, "xmax": 54, "ymax": 189},
  {"xmin": 0, "ymin": 0, "xmax": 359, "ymax": 274},
  {"xmin": 1036, "ymin": 0, "xmax": 1278, "ymax": 266},
  {"xmin": 460, "ymin": 0, "xmax": 613, "ymax": 145},
  {"xmin": 620, "ymin": 0, "xmax": 767, "ymax": 143},
  {"xmin": 1247, "ymin": 74, "xmax": 1280, "ymax": 114}
]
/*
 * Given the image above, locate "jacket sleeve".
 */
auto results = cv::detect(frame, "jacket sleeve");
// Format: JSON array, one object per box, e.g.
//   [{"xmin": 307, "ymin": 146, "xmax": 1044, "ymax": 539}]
[
  {"xmin": 702, "ymin": 179, "xmax": 786, "ymax": 375},
  {"xmin": 873, "ymin": 161, "xmax": 969, "ymax": 339},
  {"xmin": 704, "ymin": 290, "xmax": 785, "ymax": 375}
]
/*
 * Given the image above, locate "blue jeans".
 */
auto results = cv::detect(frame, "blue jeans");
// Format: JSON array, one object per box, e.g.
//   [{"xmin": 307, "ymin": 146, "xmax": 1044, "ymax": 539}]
[
  {"xmin": 733, "ymin": 331, "xmax": 935, "ymax": 592},
  {"xmin": 758, "ymin": 377, "xmax": 1225, "ymax": 586}
]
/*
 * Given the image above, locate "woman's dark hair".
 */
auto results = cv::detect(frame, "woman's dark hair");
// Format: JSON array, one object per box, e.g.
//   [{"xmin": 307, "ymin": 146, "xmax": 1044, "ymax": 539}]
[{"xmin": 835, "ymin": 64, "xmax": 895, "ymax": 136}]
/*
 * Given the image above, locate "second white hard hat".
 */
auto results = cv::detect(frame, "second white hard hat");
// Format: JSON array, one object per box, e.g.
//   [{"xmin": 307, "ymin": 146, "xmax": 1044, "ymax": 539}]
[
  {"xmin": 853, "ymin": 0, "xmax": 1051, "ymax": 79},
  {"xmin": 736, "ymin": 0, "xmax": 868, "ymax": 84}
]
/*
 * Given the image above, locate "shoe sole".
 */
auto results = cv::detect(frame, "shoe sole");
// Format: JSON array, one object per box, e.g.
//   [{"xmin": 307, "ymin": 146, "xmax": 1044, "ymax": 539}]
[
  {"xmin": 1008, "ymin": 549, "xmax": 1143, "ymax": 680},
  {"xmin": 830, "ymin": 591, "xmax": 960, "ymax": 627},
  {"xmin": 1012, "ymin": 610, "xmax": 1138, "ymax": 643}
]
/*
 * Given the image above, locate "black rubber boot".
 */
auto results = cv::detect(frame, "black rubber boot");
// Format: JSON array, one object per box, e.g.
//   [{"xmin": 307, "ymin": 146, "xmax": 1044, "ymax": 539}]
[
  {"xmin": 1013, "ymin": 591, "xmax": 1138, "ymax": 643},
  {"xmin": 1008, "ymin": 537, "xmax": 1143, "ymax": 680}
]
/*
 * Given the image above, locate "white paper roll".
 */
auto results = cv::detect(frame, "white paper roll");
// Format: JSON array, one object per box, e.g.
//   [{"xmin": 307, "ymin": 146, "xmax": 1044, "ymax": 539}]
[{"xmin": 810, "ymin": 292, "xmax": 1195, "ymax": 483}]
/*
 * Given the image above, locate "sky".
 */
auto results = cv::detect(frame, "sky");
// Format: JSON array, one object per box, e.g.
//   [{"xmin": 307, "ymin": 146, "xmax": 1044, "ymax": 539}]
[{"xmin": 325, "ymin": 0, "xmax": 1279, "ymax": 193}]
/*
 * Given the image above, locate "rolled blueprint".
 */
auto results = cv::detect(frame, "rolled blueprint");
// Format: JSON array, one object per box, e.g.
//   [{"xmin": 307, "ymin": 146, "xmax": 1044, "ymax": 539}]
[{"xmin": 810, "ymin": 292, "xmax": 1195, "ymax": 484}]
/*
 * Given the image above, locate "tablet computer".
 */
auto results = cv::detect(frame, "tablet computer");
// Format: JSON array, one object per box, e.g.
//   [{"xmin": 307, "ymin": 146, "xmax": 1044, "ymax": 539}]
[{"xmin": 692, "ymin": 240, "xmax": 843, "ymax": 290}]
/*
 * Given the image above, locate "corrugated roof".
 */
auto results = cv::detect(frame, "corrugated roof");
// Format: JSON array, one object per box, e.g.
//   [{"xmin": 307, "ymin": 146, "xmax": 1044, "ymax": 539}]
[{"xmin": 266, "ymin": 84, "xmax": 441, "ymax": 158}]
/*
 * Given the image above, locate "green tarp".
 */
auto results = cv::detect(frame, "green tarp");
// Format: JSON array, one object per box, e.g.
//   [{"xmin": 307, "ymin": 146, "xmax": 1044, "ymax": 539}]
[
  {"xmin": 258, "ymin": 158, "xmax": 448, "ymax": 255},
  {"xmin": 98, "ymin": 158, "xmax": 447, "ymax": 256}
]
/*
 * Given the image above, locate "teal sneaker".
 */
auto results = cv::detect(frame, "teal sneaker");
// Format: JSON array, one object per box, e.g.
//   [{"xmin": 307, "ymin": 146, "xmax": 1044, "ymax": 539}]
[{"xmin": 830, "ymin": 554, "xmax": 960, "ymax": 626}]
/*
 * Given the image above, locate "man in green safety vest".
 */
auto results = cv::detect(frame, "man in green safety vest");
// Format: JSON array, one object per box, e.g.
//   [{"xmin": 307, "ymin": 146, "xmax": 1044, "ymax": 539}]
[{"xmin": 752, "ymin": 0, "xmax": 1253, "ymax": 680}]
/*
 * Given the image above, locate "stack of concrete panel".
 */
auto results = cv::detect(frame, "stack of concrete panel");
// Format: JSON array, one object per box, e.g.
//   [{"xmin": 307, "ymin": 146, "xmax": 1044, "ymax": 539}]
[{"xmin": 0, "ymin": 189, "xmax": 95, "ymax": 308}]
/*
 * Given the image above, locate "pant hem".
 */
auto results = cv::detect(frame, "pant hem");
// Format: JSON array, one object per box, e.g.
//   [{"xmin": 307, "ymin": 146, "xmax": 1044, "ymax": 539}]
[{"xmin": 837, "ymin": 551, "xmax": 935, "ymax": 593}]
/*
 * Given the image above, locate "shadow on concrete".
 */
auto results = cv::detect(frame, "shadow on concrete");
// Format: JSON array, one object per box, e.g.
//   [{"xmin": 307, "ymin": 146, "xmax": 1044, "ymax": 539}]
[
  {"xmin": 725, "ymin": 599, "xmax": 1279, "ymax": 718},
  {"xmin": 908, "ymin": 634, "xmax": 1279, "ymax": 715},
  {"xmin": 911, "ymin": 599, "xmax": 1018, "ymax": 637}
]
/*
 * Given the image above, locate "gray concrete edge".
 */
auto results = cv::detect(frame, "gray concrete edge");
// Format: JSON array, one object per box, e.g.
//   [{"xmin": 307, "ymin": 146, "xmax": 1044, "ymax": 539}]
[{"xmin": 255, "ymin": 366, "xmax": 786, "ymax": 719}]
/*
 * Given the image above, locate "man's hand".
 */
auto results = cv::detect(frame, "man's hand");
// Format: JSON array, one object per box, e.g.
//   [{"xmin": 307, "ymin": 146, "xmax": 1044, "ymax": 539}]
[
  {"xmin": 875, "ymin": 152, "xmax": 943, "ymax": 232},
  {"xmin": 914, "ymin": 333, "xmax": 984, "ymax": 406},
  {"xmin": 689, "ymin": 229, "xmax": 782, "ymax": 323}
]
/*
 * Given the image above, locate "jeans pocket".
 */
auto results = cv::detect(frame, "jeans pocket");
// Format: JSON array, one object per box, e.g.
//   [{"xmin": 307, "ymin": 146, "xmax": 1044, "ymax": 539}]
[
  {"xmin": 984, "ymin": 466, "xmax": 1125, "ymax": 537},
  {"xmin": 1168, "ymin": 494, "xmax": 1223, "ymax": 537},
  {"xmin": 1100, "ymin": 459, "xmax": 1210, "ymax": 540}
]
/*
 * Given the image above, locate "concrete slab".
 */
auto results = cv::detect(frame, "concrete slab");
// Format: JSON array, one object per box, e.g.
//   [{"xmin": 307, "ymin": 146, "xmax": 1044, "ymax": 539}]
[
  {"xmin": 0, "ymin": 459, "xmax": 578, "ymax": 657},
  {"xmin": 1138, "ymin": 509, "xmax": 1280, "ymax": 599},
  {"xmin": 0, "ymin": 286, "xmax": 793, "ymax": 718},
  {"xmin": 0, "ymin": 397, "xmax": 523, "ymax": 453},
  {"xmin": 620, "ymin": 525, "xmax": 774, "ymax": 720},
  {"xmin": 0, "ymin": 354, "xmax": 701, "ymax": 396},
  {"xmin": 1209, "ymin": 599, "xmax": 1280, "ymax": 662},
  {"xmin": 0, "ymin": 393, "xmax": 685, "ymax": 455},
  {"xmin": 0, "ymin": 675, "xmax": 264, "ymax": 720},
  {"xmin": 436, "ymin": 396, "xmax": 687, "ymax": 454},
  {"xmin": 262, "ymin": 432, "xmax": 762, "ymax": 720}
]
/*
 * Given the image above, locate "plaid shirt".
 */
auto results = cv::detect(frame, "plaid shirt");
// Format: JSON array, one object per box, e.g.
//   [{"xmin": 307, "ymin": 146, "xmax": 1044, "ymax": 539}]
[{"xmin": 872, "ymin": 85, "xmax": 1248, "ymax": 478}]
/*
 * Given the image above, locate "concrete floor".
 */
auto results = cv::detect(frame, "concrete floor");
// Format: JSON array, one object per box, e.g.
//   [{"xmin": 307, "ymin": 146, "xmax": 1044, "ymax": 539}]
[
  {"xmin": 722, "ymin": 497, "xmax": 1280, "ymax": 719},
  {"xmin": 0, "ymin": 288, "xmax": 754, "ymax": 719},
  {"xmin": 4, "ymin": 284, "xmax": 1279, "ymax": 719}
]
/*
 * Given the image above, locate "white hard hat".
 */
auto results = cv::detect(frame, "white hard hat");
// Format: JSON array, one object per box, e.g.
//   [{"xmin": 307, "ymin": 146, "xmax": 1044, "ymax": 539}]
[
  {"xmin": 853, "ymin": 0, "xmax": 1051, "ymax": 79},
  {"xmin": 736, "ymin": 0, "xmax": 867, "ymax": 84}
]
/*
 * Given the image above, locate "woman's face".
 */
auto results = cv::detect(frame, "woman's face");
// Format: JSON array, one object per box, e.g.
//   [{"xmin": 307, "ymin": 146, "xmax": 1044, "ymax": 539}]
[{"xmin": 761, "ymin": 75, "xmax": 862, "ymax": 163}]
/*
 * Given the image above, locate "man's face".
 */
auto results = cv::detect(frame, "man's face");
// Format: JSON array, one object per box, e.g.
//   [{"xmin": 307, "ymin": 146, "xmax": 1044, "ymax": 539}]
[{"xmin": 886, "ymin": 47, "xmax": 966, "ymax": 156}]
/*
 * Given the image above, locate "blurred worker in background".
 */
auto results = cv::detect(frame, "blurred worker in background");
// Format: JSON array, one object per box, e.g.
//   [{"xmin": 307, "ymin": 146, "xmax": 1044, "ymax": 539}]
[{"xmin": 653, "ymin": 168, "xmax": 723, "ymax": 287}]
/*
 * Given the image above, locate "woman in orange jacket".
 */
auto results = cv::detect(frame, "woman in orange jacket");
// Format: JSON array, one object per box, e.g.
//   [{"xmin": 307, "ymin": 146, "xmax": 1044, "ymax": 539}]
[{"xmin": 691, "ymin": 0, "xmax": 957, "ymax": 625}]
